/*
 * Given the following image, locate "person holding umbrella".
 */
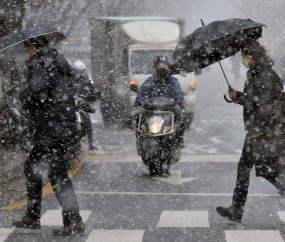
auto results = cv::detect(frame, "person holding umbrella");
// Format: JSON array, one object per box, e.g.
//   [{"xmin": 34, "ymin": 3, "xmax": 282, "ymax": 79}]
[
  {"xmin": 172, "ymin": 18, "xmax": 285, "ymax": 224},
  {"xmin": 11, "ymin": 35, "xmax": 85, "ymax": 236},
  {"xmin": 216, "ymin": 39, "xmax": 285, "ymax": 223}
]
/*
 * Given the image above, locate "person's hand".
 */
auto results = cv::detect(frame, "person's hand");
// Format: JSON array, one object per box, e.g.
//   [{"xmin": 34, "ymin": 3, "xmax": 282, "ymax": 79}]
[
  {"xmin": 252, "ymin": 132, "xmax": 261, "ymax": 138},
  {"xmin": 228, "ymin": 86, "xmax": 237, "ymax": 99}
]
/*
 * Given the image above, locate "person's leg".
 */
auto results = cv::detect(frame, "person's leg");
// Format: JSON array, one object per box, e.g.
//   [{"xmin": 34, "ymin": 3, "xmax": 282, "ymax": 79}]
[
  {"xmin": 232, "ymin": 151, "xmax": 255, "ymax": 208},
  {"xmin": 176, "ymin": 123, "xmax": 185, "ymax": 146},
  {"xmin": 25, "ymin": 146, "xmax": 44, "ymax": 220},
  {"xmin": 47, "ymin": 143, "xmax": 83, "ymax": 234},
  {"xmin": 216, "ymin": 133, "xmax": 255, "ymax": 223},
  {"xmin": 12, "ymin": 145, "xmax": 42, "ymax": 228},
  {"xmin": 174, "ymin": 113, "xmax": 185, "ymax": 149},
  {"xmin": 85, "ymin": 113, "xmax": 97, "ymax": 152}
]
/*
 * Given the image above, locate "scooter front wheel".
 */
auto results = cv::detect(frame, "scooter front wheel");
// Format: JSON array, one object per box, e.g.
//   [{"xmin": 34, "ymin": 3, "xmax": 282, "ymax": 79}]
[{"xmin": 149, "ymin": 163, "xmax": 161, "ymax": 176}]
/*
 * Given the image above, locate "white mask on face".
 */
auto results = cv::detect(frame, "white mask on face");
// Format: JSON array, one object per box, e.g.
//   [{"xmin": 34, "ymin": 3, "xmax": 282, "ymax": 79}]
[{"xmin": 242, "ymin": 58, "xmax": 250, "ymax": 69}]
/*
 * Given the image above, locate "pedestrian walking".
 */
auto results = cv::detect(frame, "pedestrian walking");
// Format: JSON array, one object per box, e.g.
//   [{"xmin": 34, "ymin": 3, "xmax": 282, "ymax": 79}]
[
  {"xmin": 216, "ymin": 40, "xmax": 285, "ymax": 223},
  {"xmin": 12, "ymin": 36, "xmax": 85, "ymax": 236}
]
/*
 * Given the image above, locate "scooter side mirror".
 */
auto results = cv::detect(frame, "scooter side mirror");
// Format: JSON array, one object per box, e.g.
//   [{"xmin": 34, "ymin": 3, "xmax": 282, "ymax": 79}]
[{"xmin": 130, "ymin": 84, "xmax": 138, "ymax": 93}]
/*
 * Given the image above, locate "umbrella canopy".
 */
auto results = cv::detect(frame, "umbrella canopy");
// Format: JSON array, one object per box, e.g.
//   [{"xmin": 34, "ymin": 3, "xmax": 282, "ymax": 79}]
[
  {"xmin": 171, "ymin": 18, "xmax": 265, "ymax": 73},
  {"xmin": 0, "ymin": 26, "xmax": 66, "ymax": 52}
]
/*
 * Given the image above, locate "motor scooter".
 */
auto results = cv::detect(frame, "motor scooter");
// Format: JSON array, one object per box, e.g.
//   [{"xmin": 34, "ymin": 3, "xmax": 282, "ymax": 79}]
[{"xmin": 135, "ymin": 98, "xmax": 181, "ymax": 176}]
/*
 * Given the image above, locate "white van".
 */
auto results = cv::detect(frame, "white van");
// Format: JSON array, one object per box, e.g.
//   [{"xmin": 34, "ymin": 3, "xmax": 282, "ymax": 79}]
[{"xmin": 91, "ymin": 17, "xmax": 196, "ymax": 128}]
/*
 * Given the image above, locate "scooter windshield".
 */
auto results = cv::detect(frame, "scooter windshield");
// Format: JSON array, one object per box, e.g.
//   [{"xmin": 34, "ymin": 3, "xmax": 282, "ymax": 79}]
[{"xmin": 139, "ymin": 111, "xmax": 174, "ymax": 136}]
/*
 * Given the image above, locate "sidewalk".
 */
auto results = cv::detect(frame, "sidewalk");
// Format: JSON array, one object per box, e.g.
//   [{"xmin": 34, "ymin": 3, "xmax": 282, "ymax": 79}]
[
  {"xmin": 0, "ymin": 147, "xmax": 28, "ymax": 184},
  {"xmin": 0, "ymin": 146, "xmax": 28, "ymax": 208},
  {"xmin": 0, "ymin": 142, "xmax": 90, "ymax": 208}
]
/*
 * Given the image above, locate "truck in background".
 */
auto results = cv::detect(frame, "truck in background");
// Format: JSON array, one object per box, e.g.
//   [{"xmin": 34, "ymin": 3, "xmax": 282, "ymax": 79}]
[{"xmin": 91, "ymin": 17, "xmax": 196, "ymax": 129}]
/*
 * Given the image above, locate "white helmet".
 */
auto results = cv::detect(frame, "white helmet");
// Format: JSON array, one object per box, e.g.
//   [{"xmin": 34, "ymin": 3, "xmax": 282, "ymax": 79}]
[{"xmin": 72, "ymin": 61, "xmax": 86, "ymax": 72}]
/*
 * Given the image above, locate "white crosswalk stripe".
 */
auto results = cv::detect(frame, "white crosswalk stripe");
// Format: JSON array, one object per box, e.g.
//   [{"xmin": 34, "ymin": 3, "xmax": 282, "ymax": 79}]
[
  {"xmin": 2, "ymin": 210, "xmax": 285, "ymax": 241},
  {"xmin": 158, "ymin": 211, "xmax": 210, "ymax": 228},
  {"xmin": 277, "ymin": 211, "xmax": 285, "ymax": 223},
  {"xmin": 41, "ymin": 210, "xmax": 92, "ymax": 226},
  {"xmin": 86, "ymin": 230, "xmax": 145, "ymax": 242},
  {"xmin": 224, "ymin": 230, "xmax": 284, "ymax": 242},
  {"xmin": 90, "ymin": 142, "xmax": 241, "ymax": 155},
  {"xmin": 0, "ymin": 228, "xmax": 14, "ymax": 242}
]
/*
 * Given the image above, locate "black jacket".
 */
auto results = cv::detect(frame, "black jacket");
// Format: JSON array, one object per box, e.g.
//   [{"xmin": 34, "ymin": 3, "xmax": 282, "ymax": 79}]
[
  {"xmin": 19, "ymin": 46, "xmax": 78, "ymax": 142},
  {"xmin": 234, "ymin": 60, "xmax": 284, "ymax": 177},
  {"xmin": 234, "ymin": 60, "xmax": 283, "ymax": 137},
  {"xmin": 73, "ymin": 74, "xmax": 97, "ymax": 102}
]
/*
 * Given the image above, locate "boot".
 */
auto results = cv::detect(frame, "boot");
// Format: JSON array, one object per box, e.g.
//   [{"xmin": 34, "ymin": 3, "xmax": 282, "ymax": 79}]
[
  {"xmin": 12, "ymin": 214, "xmax": 41, "ymax": 229},
  {"xmin": 52, "ymin": 220, "xmax": 85, "ymax": 236},
  {"xmin": 216, "ymin": 204, "xmax": 243, "ymax": 223},
  {"xmin": 88, "ymin": 140, "xmax": 98, "ymax": 155},
  {"xmin": 89, "ymin": 144, "xmax": 97, "ymax": 155}
]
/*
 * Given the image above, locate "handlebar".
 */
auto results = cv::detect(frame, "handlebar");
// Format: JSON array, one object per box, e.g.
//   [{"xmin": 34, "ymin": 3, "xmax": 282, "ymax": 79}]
[{"xmin": 140, "ymin": 103, "xmax": 176, "ymax": 111}]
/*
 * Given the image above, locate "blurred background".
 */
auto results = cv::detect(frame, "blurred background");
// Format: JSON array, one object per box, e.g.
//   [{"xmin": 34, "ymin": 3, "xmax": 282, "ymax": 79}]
[
  {"xmin": 2, "ymin": 0, "xmax": 285, "ymax": 77},
  {"xmin": 1, "ymin": 0, "xmax": 285, "ymax": 146}
]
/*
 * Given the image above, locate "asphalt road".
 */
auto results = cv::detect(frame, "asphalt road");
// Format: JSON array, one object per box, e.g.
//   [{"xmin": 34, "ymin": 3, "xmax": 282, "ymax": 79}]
[
  {"xmin": 90, "ymin": 60, "xmax": 246, "ymax": 156},
  {"xmin": 2, "ymin": 62, "xmax": 285, "ymax": 242}
]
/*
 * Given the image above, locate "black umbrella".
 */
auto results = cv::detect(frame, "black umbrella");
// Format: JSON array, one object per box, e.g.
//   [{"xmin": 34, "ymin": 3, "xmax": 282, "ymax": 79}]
[
  {"xmin": 0, "ymin": 26, "xmax": 65, "ymax": 87},
  {"xmin": 172, "ymin": 18, "xmax": 265, "ymax": 102},
  {"xmin": 172, "ymin": 18, "xmax": 265, "ymax": 72},
  {"xmin": 0, "ymin": 26, "xmax": 65, "ymax": 52}
]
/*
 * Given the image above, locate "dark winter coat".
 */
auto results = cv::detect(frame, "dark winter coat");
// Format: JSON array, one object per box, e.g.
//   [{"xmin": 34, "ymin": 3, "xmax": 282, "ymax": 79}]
[
  {"xmin": 19, "ymin": 46, "xmax": 78, "ymax": 142},
  {"xmin": 136, "ymin": 74, "xmax": 184, "ymax": 106},
  {"xmin": 234, "ymin": 60, "xmax": 284, "ymax": 177},
  {"xmin": 73, "ymin": 74, "xmax": 97, "ymax": 102}
]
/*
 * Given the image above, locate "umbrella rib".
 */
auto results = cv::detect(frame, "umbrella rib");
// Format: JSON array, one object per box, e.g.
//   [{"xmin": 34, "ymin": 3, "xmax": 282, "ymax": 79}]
[
  {"xmin": 18, "ymin": 30, "xmax": 28, "ymax": 38},
  {"xmin": 0, "ymin": 40, "xmax": 27, "ymax": 52},
  {"xmin": 0, "ymin": 30, "xmax": 65, "ymax": 52}
]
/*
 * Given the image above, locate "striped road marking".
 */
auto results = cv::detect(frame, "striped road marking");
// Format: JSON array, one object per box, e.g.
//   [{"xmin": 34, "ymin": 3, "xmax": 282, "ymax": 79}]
[
  {"xmin": 224, "ymin": 230, "xmax": 284, "ymax": 242},
  {"xmin": 83, "ymin": 154, "xmax": 240, "ymax": 163},
  {"xmin": 277, "ymin": 211, "xmax": 285, "ymax": 224},
  {"xmin": 41, "ymin": 210, "xmax": 92, "ymax": 226},
  {"xmin": 0, "ymin": 229, "xmax": 14, "ymax": 242},
  {"xmin": 158, "ymin": 211, "xmax": 210, "ymax": 228},
  {"xmin": 75, "ymin": 191, "xmax": 280, "ymax": 197},
  {"xmin": 86, "ymin": 230, "xmax": 145, "ymax": 242},
  {"xmin": 209, "ymin": 137, "xmax": 224, "ymax": 144}
]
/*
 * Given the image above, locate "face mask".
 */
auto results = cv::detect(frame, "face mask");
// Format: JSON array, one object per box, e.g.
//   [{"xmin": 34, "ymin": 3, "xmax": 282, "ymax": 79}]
[
  {"xmin": 156, "ymin": 68, "xmax": 169, "ymax": 78},
  {"xmin": 242, "ymin": 58, "xmax": 250, "ymax": 69}
]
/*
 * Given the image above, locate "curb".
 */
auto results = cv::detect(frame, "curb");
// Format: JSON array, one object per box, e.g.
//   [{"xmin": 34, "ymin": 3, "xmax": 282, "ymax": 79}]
[{"xmin": 0, "ymin": 150, "xmax": 28, "ymax": 184}]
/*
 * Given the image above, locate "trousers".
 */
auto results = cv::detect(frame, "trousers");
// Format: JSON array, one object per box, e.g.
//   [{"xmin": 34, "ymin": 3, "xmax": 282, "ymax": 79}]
[
  {"xmin": 24, "ymin": 141, "xmax": 82, "ymax": 226},
  {"xmin": 232, "ymin": 132, "xmax": 285, "ymax": 208}
]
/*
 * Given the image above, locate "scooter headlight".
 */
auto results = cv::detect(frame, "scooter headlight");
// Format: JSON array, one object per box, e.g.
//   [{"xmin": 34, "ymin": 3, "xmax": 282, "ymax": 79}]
[
  {"xmin": 148, "ymin": 116, "xmax": 164, "ymax": 134},
  {"xmin": 149, "ymin": 124, "xmax": 161, "ymax": 134}
]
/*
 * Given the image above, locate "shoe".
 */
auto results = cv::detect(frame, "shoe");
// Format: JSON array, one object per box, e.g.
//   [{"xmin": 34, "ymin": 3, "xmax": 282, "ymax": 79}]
[
  {"xmin": 162, "ymin": 168, "xmax": 170, "ymax": 177},
  {"xmin": 90, "ymin": 144, "xmax": 98, "ymax": 150},
  {"xmin": 12, "ymin": 214, "xmax": 41, "ymax": 229},
  {"xmin": 52, "ymin": 220, "xmax": 85, "ymax": 236},
  {"xmin": 216, "ymin": 205, "xmax": 243, "ymax": 223},
  {"xmin": 89, "ymin": 148, "xmax": 97, "ymax": 155},
  {"xmin": 89, "ymin": 142, "xmax": 98, "ymax": 155}
]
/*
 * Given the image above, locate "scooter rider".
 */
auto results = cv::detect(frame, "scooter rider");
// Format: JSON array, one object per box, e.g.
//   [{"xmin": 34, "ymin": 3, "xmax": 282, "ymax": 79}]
[
  {"xmin": 70, "ymin": 60, "xmax": 98, "ymax": 154},
  {"xmin": 136, "ymin": 56, "xmax": 185, "ymax": 149}
]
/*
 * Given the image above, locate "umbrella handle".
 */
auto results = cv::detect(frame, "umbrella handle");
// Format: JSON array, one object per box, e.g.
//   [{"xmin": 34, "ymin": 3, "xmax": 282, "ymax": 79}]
[{"xmin": 224, "ymin": 94, "xmax": 234, "ymax": 103}]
